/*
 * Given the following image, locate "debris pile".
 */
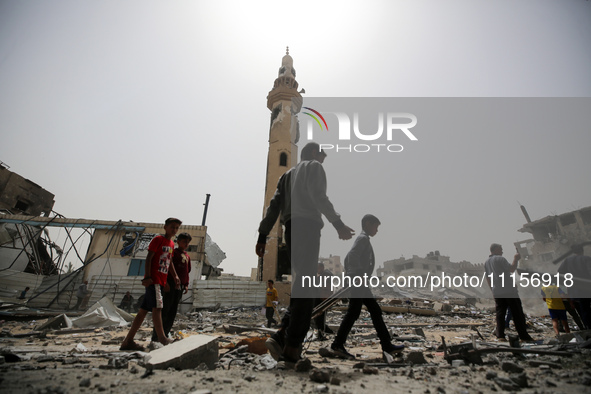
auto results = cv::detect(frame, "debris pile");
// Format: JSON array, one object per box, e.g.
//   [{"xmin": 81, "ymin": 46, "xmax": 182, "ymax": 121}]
[{"xmin": 1, "ymin": 298, "xmax": 591, "ymax": 393}]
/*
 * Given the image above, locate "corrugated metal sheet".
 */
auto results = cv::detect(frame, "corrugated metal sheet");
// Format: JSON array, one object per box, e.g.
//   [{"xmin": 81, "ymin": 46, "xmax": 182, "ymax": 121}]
[
  {"xmin": 0, "ymin": 269, "xmax": 56, "ymax": 304},
  {"xmin": 1, "ymin": 270, "xmax": 267, "ymax": 312}
]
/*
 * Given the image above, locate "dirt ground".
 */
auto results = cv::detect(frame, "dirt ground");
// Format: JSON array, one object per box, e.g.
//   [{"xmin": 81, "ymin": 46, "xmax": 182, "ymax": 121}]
[{"xmin": 1, "ymin": 307, "xmax": 591, "ymax": 394}]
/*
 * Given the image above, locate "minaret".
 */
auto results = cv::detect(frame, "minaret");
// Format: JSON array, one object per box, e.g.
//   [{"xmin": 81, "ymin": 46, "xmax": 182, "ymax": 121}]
[{"xmin": 259, "ymin": 47, "xmax": 302, "ymax": 282}]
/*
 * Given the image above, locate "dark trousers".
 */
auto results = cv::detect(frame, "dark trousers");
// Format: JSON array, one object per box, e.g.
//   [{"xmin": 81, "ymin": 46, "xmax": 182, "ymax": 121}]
[
  {"xmin": 574, "ymin": 299, "xmax": 591, "ymax": 329},
  {"xmin": 73, "ymin": 296, "xmax": 84, "ymax": 310},
  {"xmin": 494, "ymin": 297, "xmax": 530, "ymax": 339},
  {"xmin": 564, "ymin": 301, "xmax": 585, "ymax": 329},
  {"xmin": 266, "ymin": 305, "xmax": 277, "ymax": 327},
  {"xmin": 334, "ymin": 297, "xmax": 392, "ymax": 350},
  {"xmin": 314, "ymin": 298, "xmax": 327, "ymax": 331},
  {"xmin": 119, "ymin": 300, "xmax": 132, "ymax": 312},
  {"xmin": 152, "ymin": 286, "xmax": 183, "ymax": 341},
  {"xmin": 284, "ymin": 219, "xmax": 321, "ymax": 348}
]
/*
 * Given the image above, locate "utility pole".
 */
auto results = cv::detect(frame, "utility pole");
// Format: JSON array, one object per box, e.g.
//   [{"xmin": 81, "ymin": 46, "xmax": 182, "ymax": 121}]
[{"xmin": 202, "ymin": 194, "xmax": 211, "ymax": 226}]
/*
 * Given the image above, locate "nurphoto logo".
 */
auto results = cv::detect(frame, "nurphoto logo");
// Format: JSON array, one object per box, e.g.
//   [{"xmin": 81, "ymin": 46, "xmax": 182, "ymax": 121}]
[{"xmin": 302, "ymin": 108, "xmax": 418, "ymax": 153}]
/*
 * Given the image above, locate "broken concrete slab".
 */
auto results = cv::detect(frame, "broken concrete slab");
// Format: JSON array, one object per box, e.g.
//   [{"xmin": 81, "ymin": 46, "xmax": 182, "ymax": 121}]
[
  {"xmin": 144, "ymin": 334, "xmax": 218, "ymax": 371},
  {"xmin": 35, "ymin": 314, "xmax": 72, "ymax": 331}
]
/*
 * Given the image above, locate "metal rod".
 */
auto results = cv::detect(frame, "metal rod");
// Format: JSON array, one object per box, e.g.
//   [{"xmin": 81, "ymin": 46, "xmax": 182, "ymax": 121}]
[{"xmin": 202, "ymin": 194, "xmax": 211, "ymax": 226}]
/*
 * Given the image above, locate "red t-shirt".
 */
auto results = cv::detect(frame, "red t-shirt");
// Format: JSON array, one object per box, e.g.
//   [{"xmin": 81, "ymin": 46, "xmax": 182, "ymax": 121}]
[{"xmin": 147, "ymin": 235, "xmax": 175, "ymax": 286}]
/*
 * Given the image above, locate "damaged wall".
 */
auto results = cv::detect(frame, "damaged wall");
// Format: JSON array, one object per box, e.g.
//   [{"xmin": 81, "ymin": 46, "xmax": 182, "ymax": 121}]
[
  {"xmin": 0, "ymin": 165, "xmax": 55, "ymax": 216},
  {"xmin": 517, "ymin": 205, "xmax": 591, "ymax": 272},
  {"xmin": 192, "ymin": 278, "xmax": 266, "ymax": 309},
  {"xmin": 83, "ymin": 222, "xmax": 207, "ymax": 288}
]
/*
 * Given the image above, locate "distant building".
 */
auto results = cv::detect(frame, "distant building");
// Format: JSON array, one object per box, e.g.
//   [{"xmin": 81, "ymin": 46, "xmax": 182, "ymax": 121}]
[
  {"xmin": 378, "ymin": 251, "xmax": 451, "ymax": 278},
  {"xmin": 319, "ymin": 255, "xmax": 343, "ymax": 276},
  {"xmin": 376, "ymin": 251, "xmax": 484, "ymax": 286}
]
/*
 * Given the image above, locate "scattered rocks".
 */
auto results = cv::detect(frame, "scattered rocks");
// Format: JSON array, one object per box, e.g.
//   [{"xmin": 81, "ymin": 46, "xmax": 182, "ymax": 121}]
[
  {"xmin": 36, "ymin": 355, "xmax": 56, "ymax": 363},
  {"xmin": 314, "ymin": 384, "xmax": 329, "ymax": 393},
  {"xmin": 309, "ymin": 368, "xmax": 331, "ymax": 383},
  {"xmin": 509, "ymin": 372, "xmax": 528, "ymax": 388},
  {"xmin": 363, "ymin": 365, "xmax": 379, "ymax": 375},
  {"xmin": 493, "ymin": 377, "xmax": 520, "ymax": 391},
  {"xmin": 406, "ymin": 351, "xmax": 427, "ymax": 365},
  {"xmin": 295, "ymin": 358, "xmax": 313, "ymax": 373},
  {"xmin": 485, "ymin": 371, "xmax": 498, "ymax": 380},
  {"xmin": 501, "ymin": 361, "xmax": 524, "ymax": 374},
  {"xmin": 97, "ymin": 357, "xmax": 128, "ymax": 370}
]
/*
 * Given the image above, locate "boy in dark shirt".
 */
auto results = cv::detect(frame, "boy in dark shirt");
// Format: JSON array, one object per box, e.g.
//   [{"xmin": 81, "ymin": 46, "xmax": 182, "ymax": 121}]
[{"xmin": 330, "ymin": 215, "xmax": 404, "ymax": 359}]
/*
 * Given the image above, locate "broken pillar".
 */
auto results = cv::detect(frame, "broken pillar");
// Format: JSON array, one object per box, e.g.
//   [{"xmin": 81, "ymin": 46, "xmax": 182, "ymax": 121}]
[{"xmin": 144, "ymin": 335, "xmax": 218, "ymax": 370}]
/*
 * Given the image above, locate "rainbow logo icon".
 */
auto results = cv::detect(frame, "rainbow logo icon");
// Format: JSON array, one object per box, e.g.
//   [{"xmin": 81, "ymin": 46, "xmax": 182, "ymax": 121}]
[{"xmin": 303, "ymin": 107, "xmax": 329, "ymax": 131}]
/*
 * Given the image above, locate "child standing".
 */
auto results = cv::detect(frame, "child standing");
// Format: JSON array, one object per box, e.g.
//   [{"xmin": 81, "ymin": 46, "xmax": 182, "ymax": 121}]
[
  {"xmin": 152, "ymin": 232, "xmax": 192, "ymax": 341},
  {"xmin": 541, "ymin": 282, "xmax": 570, "ymax": 335},
  {"xmin": 265, "ymin": 280, "xmax": 279, "ymax": 327},
  {"xmin": 330, "ymin": 214, "xmax": 404, "ymax": 359},
  {"xmin": 120, "ymin": 218, "xmax": 181, "ymax": 351}
]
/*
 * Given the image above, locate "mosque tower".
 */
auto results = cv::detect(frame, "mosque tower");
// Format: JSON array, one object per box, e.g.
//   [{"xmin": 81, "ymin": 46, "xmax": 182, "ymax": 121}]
[{"xmin": 259, "ymin": 47, "xmax": 302, "ymax": 283}]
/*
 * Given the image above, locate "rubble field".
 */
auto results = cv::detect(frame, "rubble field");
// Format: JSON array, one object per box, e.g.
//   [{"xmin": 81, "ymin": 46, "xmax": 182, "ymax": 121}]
[{"xmin": 1, "ymin": 301, "xmax": 591, "ymax": 394}]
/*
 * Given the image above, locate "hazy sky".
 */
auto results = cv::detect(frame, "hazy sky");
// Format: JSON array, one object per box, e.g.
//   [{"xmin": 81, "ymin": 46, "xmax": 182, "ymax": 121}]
[{"xmin": 1, "ymin": 1, "xmax": 590, "ymax": 276}]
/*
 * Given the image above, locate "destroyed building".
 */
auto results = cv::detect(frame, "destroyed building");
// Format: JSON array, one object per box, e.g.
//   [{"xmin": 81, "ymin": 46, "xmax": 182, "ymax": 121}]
[
  {"xmin": 376, "ymin": 251, "xmax": 486, "ymax": 299},
  {"xmin": 0, "ymin": 162, "xmax": 55, "ymax": 217},
  {"xmin": 0, "ymin": 164, "xmax": 263, "ymax": 313},
  {"xmin": 0, "ymin": 163, "xmax": 58, "ymax": 276},
  {"xmin": 515, "ymin": 205, "xmax": 591, "ymax": 274},
  {"xmin": 0, "ymin": 213, "xmax": 264, "ymax": 313},
  {"xmin": 377, "ymin": 251, "xmax": 483, "ymax": 282},
  {"xmin": 319, "ymin": 254, "xmax": 343, "ymax": 276}
]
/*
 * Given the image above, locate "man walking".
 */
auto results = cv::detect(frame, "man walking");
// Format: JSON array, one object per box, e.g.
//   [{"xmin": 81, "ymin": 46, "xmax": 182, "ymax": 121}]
[
  {"xmin": 558, "ymin": 244, "xmax": 591, "ymax": 329},
  {"xmin": 256, "ymin": 142, "xmax": 354, "ymax": 363},
  {"xmin": 72, "ymin": 280, "xmax": 90, "ymax": 310},
  {"xmin": 484, "ymin": 243, "xmax": 534, "ymax": 341}
]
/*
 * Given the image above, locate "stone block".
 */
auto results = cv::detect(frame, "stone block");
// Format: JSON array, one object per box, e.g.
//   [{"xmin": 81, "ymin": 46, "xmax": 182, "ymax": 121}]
[{"xmin": 144, "ymin": 335, "xmax": 218, "ymax": 371}]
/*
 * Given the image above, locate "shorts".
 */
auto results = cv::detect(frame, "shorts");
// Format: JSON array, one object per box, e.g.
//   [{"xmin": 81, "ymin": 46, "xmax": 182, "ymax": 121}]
[
  {"xmin": 140, "ymin": 284, "xmax": 163, "ymax": 311},
  {"xmin": 549, "ymin": 308, "xmax": 567, "ymax": 320}
]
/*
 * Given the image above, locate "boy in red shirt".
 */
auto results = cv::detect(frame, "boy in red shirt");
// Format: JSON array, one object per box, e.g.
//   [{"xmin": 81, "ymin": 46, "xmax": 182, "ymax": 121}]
[{"xmin": 120, "ymin": 218, "xmax": 181, "ymax": 351}]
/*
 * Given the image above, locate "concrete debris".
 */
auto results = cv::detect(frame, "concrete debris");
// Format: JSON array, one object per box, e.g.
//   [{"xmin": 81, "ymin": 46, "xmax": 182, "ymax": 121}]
[
  {"xmin": 144, "ymin": 334, "xmax": 219, "ymax": 371},
  {"xmin": 99, "ymin": 357, "xmax": 129, "ymax": 369},
  {"xmin": 35, "ymin": 314, "xmax": 72, "ymax": 331},
  {"xmin": 309, "ymin": 368, "xmax": 331, "ymax": 383},
  {"xmin": 501, "ymin": 361, "xmax": 524, "ymax": 373},
  {"xmin": 71, "ymin": 342, "xmax": 88, "ymax": 353},
  {"xmin": 405, "ymin": 351, "xmax": 428, "ymax": 365},
  {"xmin": 1, "ymin": 300, "xmax": 591, "ymax": 392},
  {"xmin": 295, "ymin": 357, "xmax": 313, "ymax": 372}
]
